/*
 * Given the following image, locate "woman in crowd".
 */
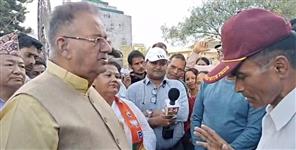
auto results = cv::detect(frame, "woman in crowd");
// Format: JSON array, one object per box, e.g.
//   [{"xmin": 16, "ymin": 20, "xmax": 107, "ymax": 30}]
[
  {"xmin": 184, "ymin": 68, "xmax": 199, "ymax": 131},
  {"xmin": 93, "ymin": 61, "xmax": 156, "ymax": 150},
  {"xmin": 194, "ymin": 56, "xmax": 212, "ymax": 84},
  {"xmin": 182, "ymin": 68, "xmax": 199, "ymax": 150}
]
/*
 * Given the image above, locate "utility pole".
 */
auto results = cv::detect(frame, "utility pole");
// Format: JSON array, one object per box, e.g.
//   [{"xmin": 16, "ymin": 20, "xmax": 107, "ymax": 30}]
[{"xmin": 37, "ymin": 0, "xmax": 51, "ymax": 60}]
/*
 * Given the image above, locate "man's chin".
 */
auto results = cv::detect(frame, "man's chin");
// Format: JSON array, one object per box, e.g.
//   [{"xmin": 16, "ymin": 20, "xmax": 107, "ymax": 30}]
[
  {"xmin": 149, "ymin": 75, "xmax": 165, "ymax": 81},
  {"xmin": 134, "ymin": 71, "xmax": 145, "ymax": 75},
  {"xmin": 7, "ymin": 83, "xmax": 23, "ymax": 89},
  {"xmin": 138, "ymin": 70, "xmax": 145, "ymax": 74}
]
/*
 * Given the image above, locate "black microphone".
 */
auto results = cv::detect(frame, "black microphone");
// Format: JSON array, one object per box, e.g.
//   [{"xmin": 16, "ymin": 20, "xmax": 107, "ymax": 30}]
[
  {"xmin": 165, "ymin": 88, "xmax": 180, "ymax": 116},
  {"xmin": 168, "ymin": 88, "xmax": 180, "ymax": 105},
  {"xmin": 163, "ymin": 88, "xmax": 180, "ymax": 139}
]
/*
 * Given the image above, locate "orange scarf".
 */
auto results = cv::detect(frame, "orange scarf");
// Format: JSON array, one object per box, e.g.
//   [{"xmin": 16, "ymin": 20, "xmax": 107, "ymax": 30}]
[{"xmin": 114, "ymin": 96, "xmax": 145, "ymax": 150}]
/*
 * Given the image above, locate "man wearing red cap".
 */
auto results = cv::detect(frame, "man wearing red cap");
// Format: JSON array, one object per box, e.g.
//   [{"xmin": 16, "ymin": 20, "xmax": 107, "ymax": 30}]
[{"xmin": 194, "ymin": 8, "xmax": 296, "ymax": 149}]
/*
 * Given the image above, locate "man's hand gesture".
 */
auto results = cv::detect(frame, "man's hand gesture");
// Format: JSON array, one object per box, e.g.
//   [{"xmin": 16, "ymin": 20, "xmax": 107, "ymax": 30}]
[{"xmin": 194, "ymin": 125, "xmax": 234, "ymax": 150}]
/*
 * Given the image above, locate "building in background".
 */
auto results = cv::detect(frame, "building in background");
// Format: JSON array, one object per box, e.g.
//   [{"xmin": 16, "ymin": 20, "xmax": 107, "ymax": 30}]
[{"xmin": 83, "ymin": 0, "xmax": 132, "ymax": 50}]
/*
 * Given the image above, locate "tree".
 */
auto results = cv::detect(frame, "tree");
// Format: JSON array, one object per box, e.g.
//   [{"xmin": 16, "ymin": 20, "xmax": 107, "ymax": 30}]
[
  {"xmin": 0, "ymin": 0, "xmax": 32, "ymax": 36},
  {"xmin": 161, "ymin": 0, "xmax": 296, "ymax": 45}
]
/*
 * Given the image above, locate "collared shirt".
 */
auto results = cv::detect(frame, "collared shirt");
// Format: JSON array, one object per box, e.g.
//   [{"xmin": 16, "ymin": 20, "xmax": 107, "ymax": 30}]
[
  {"xmin": 112, "ymin": 98, "xmax": 156, "ymax": 150},
  {"xmin": 0, "ymin": 61, "xmax": 119, "ymax": 149},
  {"xmin": 191, "ymin": 78, "xmax": 266, "ymax": 150},
  {"xmin": 46, "ymin": 61, "xmax": 89, "ymax": 94},
  {"xmin": 257, "ymin": 87, "xmax": 296, "ymax": 150},
  {"xmin": 127, "ymin": 76, "xmax": 189, "ymax": 149}
]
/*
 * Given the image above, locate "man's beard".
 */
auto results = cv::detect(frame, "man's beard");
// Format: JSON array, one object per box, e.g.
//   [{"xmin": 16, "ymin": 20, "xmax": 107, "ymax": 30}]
[{"xmin": 132, "ymin": 71, "xmax": 145, "ymax": 76}]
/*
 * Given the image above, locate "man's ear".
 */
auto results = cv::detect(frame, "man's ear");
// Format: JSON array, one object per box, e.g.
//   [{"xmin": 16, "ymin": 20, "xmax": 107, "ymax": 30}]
[
  {"xmin": 273, "ymin": 55, "xmax": 289, "ymax": 78},
  {"xmin": 56, "ymin": 37, "xmax": 71, "ymax": 59}
]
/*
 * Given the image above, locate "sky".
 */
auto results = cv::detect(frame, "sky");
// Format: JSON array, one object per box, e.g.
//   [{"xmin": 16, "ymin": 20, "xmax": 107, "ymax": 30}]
[{"xmin": 23, "ymin": 0, "xmax": 202, "ymax": 48}]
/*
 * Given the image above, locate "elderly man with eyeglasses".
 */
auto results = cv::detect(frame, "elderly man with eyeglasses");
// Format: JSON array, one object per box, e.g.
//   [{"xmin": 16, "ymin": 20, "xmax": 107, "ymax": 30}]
[
  {"xmin": 127, "ymin": 47, "xmax": 189, "ymax": 150},
  {"xmin": 0, "ymin": 2, "xmax": 130, "ymax": 150}
]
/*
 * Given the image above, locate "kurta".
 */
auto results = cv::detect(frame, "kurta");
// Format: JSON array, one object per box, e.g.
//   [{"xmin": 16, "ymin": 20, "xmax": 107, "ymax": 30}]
[{"xmin": 0, "ymin": 61, "xmax": 130, "ymax": 150}]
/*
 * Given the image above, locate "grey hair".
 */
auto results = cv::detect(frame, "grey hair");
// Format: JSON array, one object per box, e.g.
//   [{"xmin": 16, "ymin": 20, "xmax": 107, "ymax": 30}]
[{"xmin": 48, "ymin": 2, "xmax": 100, "ymax": 49}]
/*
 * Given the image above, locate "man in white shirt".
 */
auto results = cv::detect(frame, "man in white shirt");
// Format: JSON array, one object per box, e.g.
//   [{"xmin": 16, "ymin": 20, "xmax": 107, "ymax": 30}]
[{"xmin": 193, "ymin": 8, "xmax": 296, "ymax": 149}]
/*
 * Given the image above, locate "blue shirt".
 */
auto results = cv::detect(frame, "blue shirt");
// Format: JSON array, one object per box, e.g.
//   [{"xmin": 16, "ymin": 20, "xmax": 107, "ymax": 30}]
[
  {"xmin": 0, "ymin": 97, "xmax": 5, "ymax": 110},
  {"xmin": 191, "ymin": 78, "xmax": 266, "ymax": 150},
  {"xmin": 117, "ymin": 81, "xmax": 127, "ymax": 99},
  {"xmin": 127, "ymin": 77, "xmax": 189, "ymax": 150}
]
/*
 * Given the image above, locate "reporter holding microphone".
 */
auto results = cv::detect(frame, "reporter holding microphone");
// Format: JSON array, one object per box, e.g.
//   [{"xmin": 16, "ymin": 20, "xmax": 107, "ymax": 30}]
[{"xmin": 127, "ymin": 47, "xmax": 189, "ymax": 150}]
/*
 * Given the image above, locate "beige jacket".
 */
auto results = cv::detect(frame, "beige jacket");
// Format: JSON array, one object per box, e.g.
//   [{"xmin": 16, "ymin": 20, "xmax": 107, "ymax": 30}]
[{"xmin": 0, "ymin": 61, "xmax": 129, "ymax": 150}]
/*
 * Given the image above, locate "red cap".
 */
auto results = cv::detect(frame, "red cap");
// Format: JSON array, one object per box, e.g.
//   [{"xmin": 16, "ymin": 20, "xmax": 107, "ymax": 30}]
[{"xmin": 204, "ymin": 8, "xmax": 292, "ymax": 83}]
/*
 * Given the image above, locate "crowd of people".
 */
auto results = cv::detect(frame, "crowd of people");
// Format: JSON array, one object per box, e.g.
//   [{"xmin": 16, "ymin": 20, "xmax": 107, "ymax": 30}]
[{"xmin": 0, "ymin": 2, "xmax": 295, "ymax": 150}]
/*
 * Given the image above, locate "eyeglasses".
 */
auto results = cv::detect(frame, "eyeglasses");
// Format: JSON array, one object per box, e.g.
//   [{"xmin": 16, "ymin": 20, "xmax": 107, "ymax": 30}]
[
  {"xmin": 62, "ymin": 35, "xmax": 111, "ymax": 49},
  {"xmin": 150, "ymin": 88, "xmax": 157, "ymax": 104}
]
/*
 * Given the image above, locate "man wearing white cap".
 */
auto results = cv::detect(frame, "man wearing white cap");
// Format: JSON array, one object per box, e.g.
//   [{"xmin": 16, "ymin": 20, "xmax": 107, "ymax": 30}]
[{"xmin": 127, "ymin": 47, "xmax": 189, "ymax": 150}]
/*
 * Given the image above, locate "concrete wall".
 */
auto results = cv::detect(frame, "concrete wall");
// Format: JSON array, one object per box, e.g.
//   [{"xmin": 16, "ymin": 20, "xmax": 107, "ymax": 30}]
[{"xmin": 100, "ymin": 11, "xmax": 132, "ymax": 50}]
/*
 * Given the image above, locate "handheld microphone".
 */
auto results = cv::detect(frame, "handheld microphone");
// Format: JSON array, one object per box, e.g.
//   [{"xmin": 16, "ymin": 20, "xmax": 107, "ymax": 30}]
[
  {"xmin": 163, "ymin": 88, "xmax": 180, "ymax": 139},
  {"xmin": 165, "ymin": 88, "xmax": 180, "ymax": 117}
]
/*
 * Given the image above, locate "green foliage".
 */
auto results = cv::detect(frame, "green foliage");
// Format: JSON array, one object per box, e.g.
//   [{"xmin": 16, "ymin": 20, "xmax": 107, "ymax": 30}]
[
  {"xmin": 0, "ymin": 0, "xmax": 32, "ymax": 36},
  {"xmin": 162, "ymin": 0, "xmax": 296, "ymax": 45}
]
